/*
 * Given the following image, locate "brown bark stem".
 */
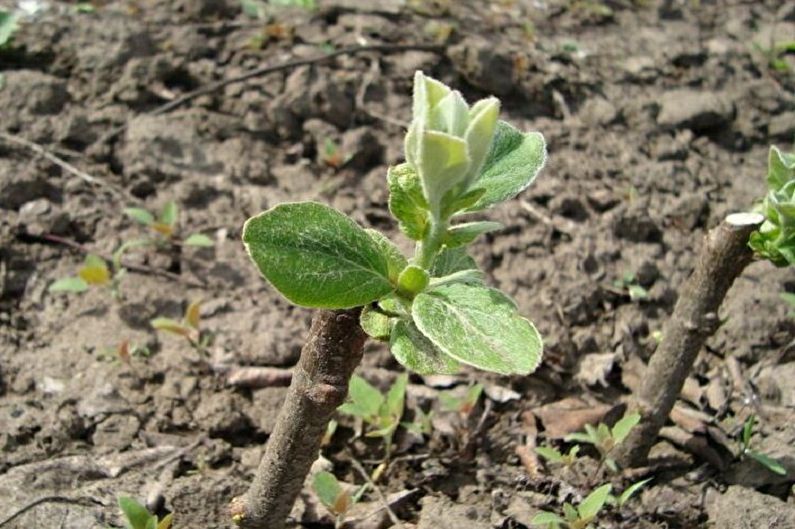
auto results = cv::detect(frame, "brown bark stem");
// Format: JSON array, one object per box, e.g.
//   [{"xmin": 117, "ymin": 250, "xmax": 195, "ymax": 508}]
[
  {"xmin": 230, "ymin": 308, "xmax": 366, "ymax": 529},
  {"xmin": 614, "ymin": 213, "xmax": 764, "ymax": 468}
]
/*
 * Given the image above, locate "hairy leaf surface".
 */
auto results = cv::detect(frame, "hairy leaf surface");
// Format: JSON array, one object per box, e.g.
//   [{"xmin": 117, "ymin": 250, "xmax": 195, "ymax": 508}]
[
  {"xmin": 412, "ymin": 283, "xmax": 542, "ymax": 375},
  {"xmin": 465, "ymin": 121, "xmax": 546, "ymax": 211},
  {"xmin": 243, "ymin": 202, "xmax": 394, "ymax": 308}
]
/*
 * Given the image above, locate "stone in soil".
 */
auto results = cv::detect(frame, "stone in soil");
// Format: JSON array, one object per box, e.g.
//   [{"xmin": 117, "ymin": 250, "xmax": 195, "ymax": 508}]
[{"xmin": 656, "ymin": 89, "xmax": 734, "ymax": 132}]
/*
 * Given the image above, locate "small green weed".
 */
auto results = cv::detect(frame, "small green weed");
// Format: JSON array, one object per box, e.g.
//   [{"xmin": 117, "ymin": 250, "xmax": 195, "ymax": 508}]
[
  {"xmin": 739, "ymin": 415, "xmax": 786, "ymax": 476},
  {"xmin": 565, "ymin": 412, "xmax": 641, "ymax": 472},
  {"xmin": 117, "ymin": 496, "xmax": 172, "ymax": 529},
  {"xmin": 338, "ymin": 373, "xmax": 408, "ymax": 457}
]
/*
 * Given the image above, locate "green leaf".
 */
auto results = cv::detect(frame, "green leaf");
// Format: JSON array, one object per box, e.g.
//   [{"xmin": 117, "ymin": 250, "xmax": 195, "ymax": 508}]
[
  {"xmin": 441, "ymin": 187, "xmax": 487, "ymax": 217},
  {"xmin": 388, "ymin": 164, "xmax": 429, "ymax": 241},
  {"xmin": 415, "ymin": 130, "xmax": 471, "ymax": 209},
  {"xmin": 360, "ymin": 305, "xmax": 391, "ymax": 341},
  {"xmin": 742, "ymin": 415, "xmax": 755, "ymax": 448},
  {"xmin": 0, "ymin": 10, "xmax": 19, "ymax": 48},
  {"xmin": 562, "ymin": 502, "xmax": 579, "ymax": 523},
  {"xmin": 430, "ymin": 247, "xmax": 477, "ymax": 277},
  {"xmin": 151, "ymin": 317, "xmax": 193, "ymax": 337},
  {"xmin": 781, "ymin": 292, "xmax": 795, "ymax": 308},
  {"xmin": 464, "ymin": 97, "xmax": 500, "ymax": 180},
  {"xmin": 365, "ymin": 229, "xmax": 407, "ymax": 284},
  {"xmin": 313, "ymin": 471, "xmax": 343, "ymax": 511},
  {"xmin": 535, "ymin": 445, "xmax": 564, "ymax": 463},
  {"xmin": 145, "ymin": 517, "xmax": 157, "ymax": 529},
  {"xmin": 124, "ymin": 207, "xmax": 154, "ymax": 226},
  {"xmin": 79, "ymin": 254, "xmax": 111, "ymax": 285},
  {"xmin": 183, "ymin": 233, "xmax": 214, "ymax": 247},
  {"xmin": 566, "ymin": 431, "xmax": 596, "ymax": 445},
  {"xmin": 465, "ymin": 121, "xmax": 546, "ymax": 211},
  {"xmin": 530, "ymin": 511, "xmax": 565, "ymax": 527},
  {"xmin": 390, "ymin": 319, "xmax": 460, "ymax": 375},
  {"xmin": 243, "ymin": 202, "xmax": 394, "ymax": 309},
  {"xmin": 611, "ymin": 412, "xmax": 641, "ymax": 444},
  {"xmin": 339, "ymin": 375, "xmax": 383, "ymax": 420},
  {"xmin": 49, "ymin": 276, "xmax": 89, "ymax": 293},
  {"xmin": 412, "ymin": 283, "xmax": 543, "ymax": 375},
  {"xmin": 240, "ymin": 0, "xmax": 266, "ymax": 18},
  {"xmin": 578, "ymin": 483, "xmax": 611, "ymax": 521},
  {"xmin": 118, "ymin": 496, "xmax": 152, "ymax": 529},
  {"xmin": 75, "ymin": 3, "xmax": 96, "ymax": 13},
  {"xmin": 397, "ymin": 264, "xmax": 430, "ymax": 295},
  {"xmin": 384, "ymin": 373, "xmax": 408, "ymax": 420},
  {"xmin": 444, "ymin": 221, "xmax": 503, "ymax": 247},
  {"xmin": 378, "ymin": 293, "xmax": 410, "ymax": 318},
  {"xmin": 747, "ymin": 450, "xmax": 787, "ymax": 476},
  {"xmin": 617, "ymin": 478, "xmax": 651, "ymax": 507},
  {"xmin": 428, "ymin": 269, "xmax": 484, "ymax": 289},
  {"xmin": 160, "ymin": 201, "xmax": 179, "ymax": 227},
  {"xmin": 156, "ymin": 513, "xmax": 173, "ymax": 529},
  {"xmin": 768, "ymin": 145, "xmax": 795, "ymax": 191}
]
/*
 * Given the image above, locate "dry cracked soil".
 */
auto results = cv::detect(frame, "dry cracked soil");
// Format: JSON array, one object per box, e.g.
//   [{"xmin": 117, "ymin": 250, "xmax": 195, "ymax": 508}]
[{"xmin": 1, "ymin": 0, "xmax": 795, "ymax": 528}]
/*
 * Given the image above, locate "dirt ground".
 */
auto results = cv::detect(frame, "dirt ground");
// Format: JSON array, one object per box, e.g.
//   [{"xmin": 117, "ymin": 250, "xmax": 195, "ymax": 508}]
[{"xmin": 2, "ymin": 0, "xmax": 795, "ymax": 528}]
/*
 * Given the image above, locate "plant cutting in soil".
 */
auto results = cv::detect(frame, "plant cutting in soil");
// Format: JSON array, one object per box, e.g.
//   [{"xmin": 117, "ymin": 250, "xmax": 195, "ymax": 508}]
[{"xmin": 230, "ymin": 71, "xmax": 546, "ymax": 528}]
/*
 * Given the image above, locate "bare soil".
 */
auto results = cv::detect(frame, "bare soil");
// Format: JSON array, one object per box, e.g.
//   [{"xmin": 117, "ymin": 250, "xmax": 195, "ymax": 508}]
[{"xmin": 1, "ymin": 1, "xmax": 795, "ymax": 528}]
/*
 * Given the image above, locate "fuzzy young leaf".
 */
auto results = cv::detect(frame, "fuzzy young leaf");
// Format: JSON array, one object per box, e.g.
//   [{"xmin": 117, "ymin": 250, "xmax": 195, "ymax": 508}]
[
  {"xmin": 430, "ymin": 247, "xmax": 478, "ymax": 277},
  {"xmin": 339, "ymin": 375, "xmax": 383, "ymax": 420},
  {"xmin": 441, "ymin": 187, "xmax": 487, "ymax": 218},
  {"xmin": 390, "ymin": 319, "xmax": 460, "ymax": 375},
  {"xmin": 378, "ymin": 294, "xmax": 410, "ymax": 318},
  {"xmin": 49, "ymin": 276, "xmax": 89, "ymax": 293},
  {"xmin": 611, "ymin": 412, "xmax": 641, "ymax": 444},
  {"xmin": 464, "ymin": 121, "xmax": 547, "ymax": 212},
  {"xmin": 397, "ymin": 264, "xmax": 430, "ymax": 295},
  {"xmin": 428, "ymin": 269, "xmax": 484, "ymax": 289},
  {"xmin": 444, "ymin": 221, "xmax": 502, "ymax": 247},
  {"xmin": 414, "ymin": 130, "xmax": 471, "ymax": 212},
  {"xmin": 412, "ymin": 283, "xmax": 542, "ymax": 375},
  {"xmin": 530, "ymin": 511, "xmax": 565, "ymax": 527},
  {"xmin": 243, "ymin": 202, "xmax": 394, "ymax": 309},
  {"xmin": 360, "ymin": 305, "xmax": 391, "ymax": 340},
  {"xmin": 366, "ymin": 229, "xmax": 408, "ymax": 283},
  {"xmin": 184, "ymin": 233, "xmax": 214, "ymax": 247},
  {"xmin": 747, "ymin": 450, "xmax": 787, "ymax": 476},
  {"xmin": 768, "ymin": 145, "xmax": 795, "ymax": 191},
  {"xmin": 578, "ymin": 483, "xmax": 612, "ymax": 522},
  {"xmin": 750, "ymin": 146, "xmax": 795, "ymax": 266},
  {"xmin": 118, "ymin": 497, "xmax": 152, "ymax": 529},
  {"xmin": 124, "ymin": 207, "xmax": 155, "ymax": 226},
  {"xmin": 388, "ymin": 164, "xmax": 429, "ymax": 240}
]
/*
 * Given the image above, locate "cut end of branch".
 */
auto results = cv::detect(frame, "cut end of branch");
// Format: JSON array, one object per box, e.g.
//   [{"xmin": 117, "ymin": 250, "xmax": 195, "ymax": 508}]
[
  {"xmin": 229, "ymin": 496, "xmax": 247, "ymax": 525},
  {"xmin": 725, "ymin": 212, "xmax": 765, "ymax": 228}
]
